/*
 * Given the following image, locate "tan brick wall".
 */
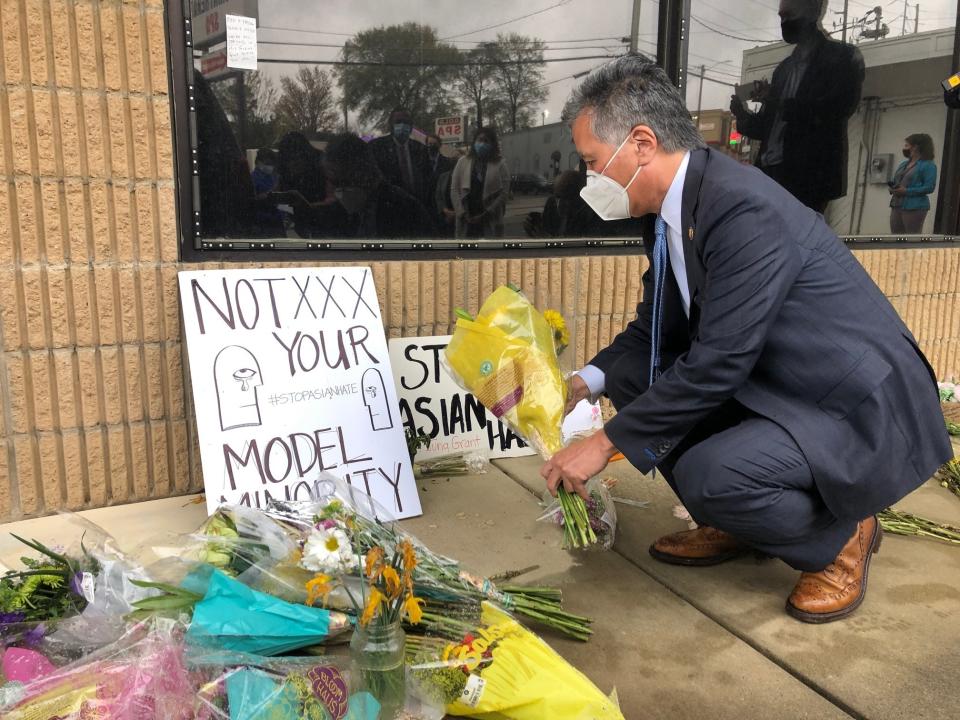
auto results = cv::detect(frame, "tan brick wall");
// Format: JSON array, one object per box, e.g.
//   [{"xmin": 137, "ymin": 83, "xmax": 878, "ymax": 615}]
[{"xmin": 0, "ymin": 1, "xmax": 958, "ymax": 520}]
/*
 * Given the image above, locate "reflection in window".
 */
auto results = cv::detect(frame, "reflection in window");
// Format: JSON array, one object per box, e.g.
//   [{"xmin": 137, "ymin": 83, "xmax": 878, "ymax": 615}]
[
  {"xmin": 687, "ymin": 0, "xmax": 956, "ymax": 236},
  {"xmin": 188, "ymin": 0, "xmax": 656, "ymax": 244}
]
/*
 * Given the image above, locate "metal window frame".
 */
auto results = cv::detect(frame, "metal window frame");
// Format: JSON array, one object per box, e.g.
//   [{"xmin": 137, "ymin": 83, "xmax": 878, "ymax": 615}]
[
  {"xmin": 934, "ymin": 2, "xmax": 960, "ymax": 235},
  {"xmin": 165, "ymin": 0, "xmax": 958, "ymax": 263}
]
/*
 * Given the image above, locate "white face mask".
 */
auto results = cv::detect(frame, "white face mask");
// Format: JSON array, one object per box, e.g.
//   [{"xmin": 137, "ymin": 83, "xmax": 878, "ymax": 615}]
[{"xmin": 580, "ymin": 134, "xmax": 643, "ymax": 221}]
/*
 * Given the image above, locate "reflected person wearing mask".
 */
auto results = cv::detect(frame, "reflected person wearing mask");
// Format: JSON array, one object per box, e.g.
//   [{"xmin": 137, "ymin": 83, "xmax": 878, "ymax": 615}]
[
  {"xmin": 324, "ymin": 134, "xmax": 435, "ymax": 240},
  {"xmin": 451, "ymin": 127, "xmax": 511, "ymax": 239},
  {"xmin": 730, "ymin": 0, "xmax": 864, "ymax": 214},
  {"xmin": 369, "ymin": 107, "xmax": 432, "ymax": 209},
  {"xmin": 543, "ymin": 55, "xmax": 949, "ymax": 624}
]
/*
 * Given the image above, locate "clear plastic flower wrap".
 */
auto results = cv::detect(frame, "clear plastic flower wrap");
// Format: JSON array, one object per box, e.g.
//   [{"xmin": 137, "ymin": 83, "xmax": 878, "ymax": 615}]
[
  {"xmin": 0, "ymin": 618, "xmax": 196, "ymax": 719},
  {"xmin": 0, "ymin": 617, "xmax": 380, "ymax": 720},
  {"xmin": 1, "ymin": 513, "xmax": 160, "ymax": 669},
  {"xmin": 539, "ymin": 476, "xmax": 618, "ymax": 551},
  {"xmin": 406, "ymin": 601, "xmax": 622, "ymax": 720},
  {"xmin": 188, "ymin": 648, "xmax": 380, "ymax": 720}
]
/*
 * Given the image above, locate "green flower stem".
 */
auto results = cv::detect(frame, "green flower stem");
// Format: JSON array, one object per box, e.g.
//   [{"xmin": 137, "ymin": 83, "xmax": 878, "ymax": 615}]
[{"xmin": 879, "ymin": 509, "xmax": 960, "ymax": 544}]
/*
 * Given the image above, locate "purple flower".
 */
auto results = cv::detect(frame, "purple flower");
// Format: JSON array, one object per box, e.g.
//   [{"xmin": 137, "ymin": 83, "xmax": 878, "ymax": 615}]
[
  {"xmin": 0, "ymin": 612, "xmax": 27, "ymax": 626},
  {"xmin": 23, "ymin": 623, "xmax": 46, "ymax": 647},
  {"xmin": 69, "ymin": 572, "xmax": 85, "ymax": 597}
]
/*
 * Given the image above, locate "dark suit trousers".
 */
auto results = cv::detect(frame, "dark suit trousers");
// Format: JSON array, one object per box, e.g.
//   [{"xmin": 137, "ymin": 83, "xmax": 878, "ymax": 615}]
[{"xmin": 605, "ymin": 351, "xmax": 856, "ymax": 571}]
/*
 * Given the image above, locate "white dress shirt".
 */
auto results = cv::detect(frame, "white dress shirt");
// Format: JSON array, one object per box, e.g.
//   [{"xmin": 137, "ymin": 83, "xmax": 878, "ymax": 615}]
[{"xmin": 578, "ymin": 152, "xmax": 692, "ymax": 399}]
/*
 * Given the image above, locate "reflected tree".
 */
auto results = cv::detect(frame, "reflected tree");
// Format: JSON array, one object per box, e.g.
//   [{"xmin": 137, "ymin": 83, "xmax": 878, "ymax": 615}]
[
  {"xmin": 274, "ymin": 66, "xmax": 339, "ymax": 138},
  {"xmin": 336, "ymin": 23, "xmax": 461, "ymax": 131},
  {"xmin": 492, "ymin": 34, "xmax": 548, "ymax": 132}
]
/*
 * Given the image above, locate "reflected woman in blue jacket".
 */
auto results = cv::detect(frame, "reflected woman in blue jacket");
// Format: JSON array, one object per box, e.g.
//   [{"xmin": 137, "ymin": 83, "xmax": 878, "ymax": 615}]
[{"xmin": 888, "ymin": 133, "xmax": 937, "ymax": 234}]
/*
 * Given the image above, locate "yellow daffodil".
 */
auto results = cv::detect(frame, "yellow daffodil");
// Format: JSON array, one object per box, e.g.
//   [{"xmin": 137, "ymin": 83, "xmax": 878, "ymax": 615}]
[
  {"xmin": 382, "ymin": 566, "xmax": 402, "ymax": 600},
  {"xmin": 400, "ymin": 539, "xmax": 417, "ymax": 572},
  {"xmin": 305, "ymin": 573, "xmax": 334, "ymax": 607},
  {"xmin": 365, "ymin": 546, "xmax": 384, "ymax": 580},
  {"xmin": 403, "ymin": 594, "xmax": 426, "ymax": 625},
  {"xmin": 360, "ymin": 587, "xmax": 385, "ymax": 626}
]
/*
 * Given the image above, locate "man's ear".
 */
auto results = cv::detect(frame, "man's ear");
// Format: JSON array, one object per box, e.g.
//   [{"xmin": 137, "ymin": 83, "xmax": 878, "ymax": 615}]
[{"xmin": 628, "ymin": 125, "xmax": 659, "ymax": 165}]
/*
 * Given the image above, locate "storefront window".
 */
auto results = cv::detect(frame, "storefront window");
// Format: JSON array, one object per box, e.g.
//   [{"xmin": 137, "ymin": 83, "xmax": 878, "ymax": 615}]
[
  {"xmin": 173, "ymin": 1, "xmax": 957, "ymax": 253},
  {"xmin": 179, "ymin": 0, "xmax": 658, "ymax": 250}
]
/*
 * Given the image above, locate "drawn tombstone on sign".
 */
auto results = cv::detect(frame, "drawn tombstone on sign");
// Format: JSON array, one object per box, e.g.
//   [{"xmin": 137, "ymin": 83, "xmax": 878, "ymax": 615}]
[
  {"xmin": 361, "ymin": 367, "xmax": 393, "ymax": 431},
  {"xmin": 214, "ymin": 345, "xmax": 263, "ymax": 431}
]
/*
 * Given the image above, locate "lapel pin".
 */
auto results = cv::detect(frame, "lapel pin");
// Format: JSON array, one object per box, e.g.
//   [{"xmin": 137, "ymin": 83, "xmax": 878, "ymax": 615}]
[{"xmin": 688, "ymin": 227, "xmax": 694, "ymax": 240}]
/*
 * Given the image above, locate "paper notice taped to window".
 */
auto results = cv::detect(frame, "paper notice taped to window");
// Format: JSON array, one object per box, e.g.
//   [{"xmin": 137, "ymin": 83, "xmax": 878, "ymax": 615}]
[{"xmin": 226, "ymin": 14, "xmax": 257, "ymax": 71}]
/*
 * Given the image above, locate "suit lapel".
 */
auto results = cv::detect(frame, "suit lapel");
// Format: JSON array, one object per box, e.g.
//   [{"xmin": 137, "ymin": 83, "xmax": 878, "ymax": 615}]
[{"xmin": 681, "ymin": 148, "xmax": 709, "ymax": 336}]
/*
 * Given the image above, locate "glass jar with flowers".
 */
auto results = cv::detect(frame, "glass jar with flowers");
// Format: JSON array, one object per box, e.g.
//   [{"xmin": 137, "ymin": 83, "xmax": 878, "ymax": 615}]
[{"xmin": 304, "ymin": 533, "xmax": 424, "ymax": 718}]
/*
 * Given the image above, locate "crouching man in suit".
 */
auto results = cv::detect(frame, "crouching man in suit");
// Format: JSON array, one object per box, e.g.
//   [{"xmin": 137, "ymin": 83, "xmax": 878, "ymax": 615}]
[{"xmin": 542, "ymin": 55, "xmax": 951, "ymax": 623}]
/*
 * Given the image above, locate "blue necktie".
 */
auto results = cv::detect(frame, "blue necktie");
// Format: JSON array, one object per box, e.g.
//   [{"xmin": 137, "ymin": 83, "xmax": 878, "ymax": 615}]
[{"xmin": 650, "ymin": 216, "xmax": 669, "ymax": 387}]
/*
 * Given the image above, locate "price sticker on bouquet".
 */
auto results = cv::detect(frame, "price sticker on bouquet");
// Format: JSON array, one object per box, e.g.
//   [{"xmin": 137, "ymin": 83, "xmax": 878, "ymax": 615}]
[{"xmin": 179, "ymin": 267, "xmax": 421, "ymax": 519}]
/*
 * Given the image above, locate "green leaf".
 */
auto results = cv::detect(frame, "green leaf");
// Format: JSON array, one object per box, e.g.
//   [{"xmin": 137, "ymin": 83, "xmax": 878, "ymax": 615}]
[
  {"xmin": 9, "ymin": 534, "xmax": 70, "ymax": 566},
  {"xmin": 130, "ymin": 594, "xmax": 198, "ymax": 611},
  {"xmin": 129, "ymin": 579, "xmax": 203, "ymax": 600}
]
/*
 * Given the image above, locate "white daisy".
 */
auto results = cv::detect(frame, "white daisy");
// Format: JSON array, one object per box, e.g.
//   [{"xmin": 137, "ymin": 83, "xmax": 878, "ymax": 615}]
[{"xmin": 300, "ymin": 526, "xmax": 355, "ymax": 574}]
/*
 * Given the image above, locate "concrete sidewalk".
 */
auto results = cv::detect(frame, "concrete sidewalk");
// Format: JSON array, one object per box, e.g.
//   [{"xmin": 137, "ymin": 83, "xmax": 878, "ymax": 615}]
[
  {"xmin": 497, "ymin": 454, "xmax": 960, "ymax": 720},
  {"xmin": 1, "ymin": 454, "xmax": 958, "ymax": 719}
]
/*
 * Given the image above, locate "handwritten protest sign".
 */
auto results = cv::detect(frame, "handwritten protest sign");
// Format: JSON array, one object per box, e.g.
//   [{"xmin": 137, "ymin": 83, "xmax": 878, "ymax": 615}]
[
  {"xmin": 389, "ymin": 336, "xmax": 603, "ymax": 461},
  {"xmin": 178, "ymin": 267, "xmax": 421, "ymax": 519}
]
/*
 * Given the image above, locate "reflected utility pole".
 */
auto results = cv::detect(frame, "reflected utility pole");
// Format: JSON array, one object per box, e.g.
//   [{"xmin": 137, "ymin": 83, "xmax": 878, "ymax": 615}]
[
  {"xmin": 842, "ymin": 0, "xmax": 850, "ymax": 42},
  {"xmin": 630, "ymin": 0, "xmax": 642, "ymax": 52},
  {"xmin": 695, "ymin": 63, "xmax": 705, "ymax": 122}
]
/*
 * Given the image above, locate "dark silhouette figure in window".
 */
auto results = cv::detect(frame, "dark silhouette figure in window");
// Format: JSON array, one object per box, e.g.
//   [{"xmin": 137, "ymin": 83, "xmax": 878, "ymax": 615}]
[{"xmin": 730, "ymin": 0, "xmax": 864, "ymax": 214}]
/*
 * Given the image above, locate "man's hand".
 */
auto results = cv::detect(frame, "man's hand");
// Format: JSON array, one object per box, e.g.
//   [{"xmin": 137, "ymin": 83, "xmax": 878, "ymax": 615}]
[
  {"xmin": 892, "ymin": 186, "xmax": 907, "ymax": 197},
  {"xmin": 540, "ymin": 430, "xmax": 618, "ymax": 500},
  {"xmin": 565, "ymin": 374, "xmax": 590, "ymax": 416}
]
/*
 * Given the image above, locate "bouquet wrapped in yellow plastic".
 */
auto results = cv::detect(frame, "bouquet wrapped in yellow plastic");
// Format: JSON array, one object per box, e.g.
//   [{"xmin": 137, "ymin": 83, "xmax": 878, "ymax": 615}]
[
  {"xmin": 408, "ymin": 602, "xmax": 623, "ymax": 719},
  {"xmin": 445, "ymin": 285, "xmax": 601, "ymax": 548},
  {"xmin": 445, "ymin": 285, "xmax": 567, "ymax": 457}
]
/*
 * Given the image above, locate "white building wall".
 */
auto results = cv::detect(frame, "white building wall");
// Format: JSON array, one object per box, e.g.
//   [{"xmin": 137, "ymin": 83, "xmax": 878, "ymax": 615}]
[{"xmin": 499, "ymin": 122, "xmax": 580, "ymax": 178}]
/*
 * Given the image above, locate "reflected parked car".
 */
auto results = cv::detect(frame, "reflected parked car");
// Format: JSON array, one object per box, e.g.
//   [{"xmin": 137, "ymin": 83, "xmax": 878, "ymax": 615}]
[{"xmin": 510, "ymin": 173, "xmax": 552, "ymax": 195}]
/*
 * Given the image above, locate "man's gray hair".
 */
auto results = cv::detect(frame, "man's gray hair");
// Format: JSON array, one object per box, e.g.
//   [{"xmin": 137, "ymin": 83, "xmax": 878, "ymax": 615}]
[{"xmin": 562, "ymin": 55, "xmax": 705, "ymax": 153}]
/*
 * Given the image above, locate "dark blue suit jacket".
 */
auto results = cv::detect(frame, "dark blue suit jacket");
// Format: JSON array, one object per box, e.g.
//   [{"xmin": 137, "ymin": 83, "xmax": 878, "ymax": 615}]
[{"xmin": 595, "ymin": 148, "xmax": 950, "ymax": 520}]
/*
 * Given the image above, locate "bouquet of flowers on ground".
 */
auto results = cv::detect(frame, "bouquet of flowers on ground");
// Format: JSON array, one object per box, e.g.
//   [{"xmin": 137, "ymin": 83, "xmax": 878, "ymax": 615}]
[
  {"xmin": 540, "ymin": 476, "xmax": 618, "ymax": 551},
  {"xmin": 0, "ymin": 619, "xmax": 196, "ymax": 720},
  {"xmin": 0, "ymin": 534, "xmax": 100, "ymax": 625},
  {"xmin": 413, "ymin": 451, "xmax": 489, "ymax": 478},
  {"xmin": 275, "ymin": 477, "xmax": 593, "ymax": 642},
  {"xmin": 445, "ymin": 284, "xmax": 610, "ymax": 549},
  {"xmin": 408, "ymin": 601, "xmax": 623, "ymax": 719},
  {"xmin": 190, "ymin": 649, "xmax": 380, "ymax": 720}
]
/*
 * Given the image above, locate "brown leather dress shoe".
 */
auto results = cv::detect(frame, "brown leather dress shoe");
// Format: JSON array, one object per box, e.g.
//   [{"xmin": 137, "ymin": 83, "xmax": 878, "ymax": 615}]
[
  {"xmin": 786, "ymin": 516, "xmax": 882, "ymax": 624},
  {"xmin": 649, "ymin": 526, "xmax": 748, "ymax": 566}
]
